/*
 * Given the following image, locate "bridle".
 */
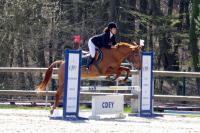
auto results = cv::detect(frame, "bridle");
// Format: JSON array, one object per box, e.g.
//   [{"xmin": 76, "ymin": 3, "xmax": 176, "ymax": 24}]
[{"xmin": 127, "ymin": 47, "xmax": 141, "ymax": 66}]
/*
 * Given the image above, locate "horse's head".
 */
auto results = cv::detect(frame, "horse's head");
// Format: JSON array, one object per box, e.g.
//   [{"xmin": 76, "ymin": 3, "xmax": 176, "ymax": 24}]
[
  {"xmin": 114, "ymin": 42, "xmax": 142, "ymax": 70},
  {"xmin": 126, "ymin": 42, "xmax": 142, "ymax": 70}
]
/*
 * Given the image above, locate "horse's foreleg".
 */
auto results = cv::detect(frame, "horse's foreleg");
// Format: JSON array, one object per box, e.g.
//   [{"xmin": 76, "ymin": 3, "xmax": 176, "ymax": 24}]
[
  {"xmin": 112, "ymin": 72, "xmax": 121, "ymax": 81},
  {"xmin": 105, "ymin": 67, "xmax": 130, "ymax": 82},
  {"xmin": 105, "ymin": 67, "xmax": 121, "ymax": 81},
  {"xmin": 118, "ymin": 67, "xmax": 130, "ymax": 83},
  {"xmin": 105, "ymin": 72, "xmax": 121, "ymax": 81},
  {"xmin": 50, "ymin": 84, "xmax": 64, "ymax": 115}
]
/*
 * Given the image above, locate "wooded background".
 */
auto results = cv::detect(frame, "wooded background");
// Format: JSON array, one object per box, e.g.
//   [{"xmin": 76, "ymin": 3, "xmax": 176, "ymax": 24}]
[{"xmin": 0, "ymin": 0, "xmax": 200, "ymax": 95}]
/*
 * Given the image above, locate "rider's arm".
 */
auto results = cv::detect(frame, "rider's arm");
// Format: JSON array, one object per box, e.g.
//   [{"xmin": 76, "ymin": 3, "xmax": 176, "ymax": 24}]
[
  {"xmin": 101, "ymin": 33, "xmax": 112, "ymax": 49},
  {"xmin": 111, "ymin": 36, "xmax": 117, "ymax": 45}
]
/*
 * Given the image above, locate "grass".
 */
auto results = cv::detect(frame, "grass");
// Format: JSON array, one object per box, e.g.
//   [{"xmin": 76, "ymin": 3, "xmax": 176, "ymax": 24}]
[
  {"xmin": 2, "ymin": 105, "xmax": 200, "ymax": 117},
  {"xmin": 0, "ymin": 104, "xmax": 132, "ymax": 113},
  {"xmin": 124, "ymin": 106, "xmax": 131, "ymax": 113},
  {"xmin": 0, "ymin": 105, "xmax": 49, "ymax": 110}
]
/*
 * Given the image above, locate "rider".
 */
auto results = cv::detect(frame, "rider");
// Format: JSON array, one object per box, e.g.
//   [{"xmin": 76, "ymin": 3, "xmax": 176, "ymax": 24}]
[{"xmin": 86, "ymin": 22, "xmax": 118, "ymax": 70}]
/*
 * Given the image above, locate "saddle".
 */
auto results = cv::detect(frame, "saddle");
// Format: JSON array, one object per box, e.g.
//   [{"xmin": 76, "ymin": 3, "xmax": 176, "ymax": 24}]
[
  {"xmin": 82, "ymin": 49, "xmax": 103, "ymax": 74},
  {"xmin": 82, "ymin": 48, "xmax": 103, "ymax": 66}
]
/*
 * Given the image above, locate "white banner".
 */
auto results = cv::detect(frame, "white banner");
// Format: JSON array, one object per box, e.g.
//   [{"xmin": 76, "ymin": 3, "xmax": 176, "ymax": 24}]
[
  {"xmin": 141, "ymin": 56, "xmax": 151, "ymax": 110},
  {"xmin": 92, "ymin": 95, "xmax": 124, "ymax": 116},
  {"xmin": 66, "ymin": 53, "xmax": 80, "ymax": 112},
  {"xmin": 140, "ymin": 52, "xmax": 153, "ymax": 116},
  {"xmin": 63, "ymin": 50, "xmax": 81, "ymax": 118}
]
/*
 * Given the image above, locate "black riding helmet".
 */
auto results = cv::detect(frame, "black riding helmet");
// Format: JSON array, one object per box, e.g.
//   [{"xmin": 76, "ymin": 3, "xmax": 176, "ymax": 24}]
[{"xmin": 107, "ymin": 22, "xmax": 117, "ymax": 29}]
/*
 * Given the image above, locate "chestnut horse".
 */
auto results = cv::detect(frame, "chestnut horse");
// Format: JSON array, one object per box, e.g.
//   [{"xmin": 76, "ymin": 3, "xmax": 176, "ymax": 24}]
[{"xmin": 37, "ymin": 42, "xmax": 142, "ymax": 114}]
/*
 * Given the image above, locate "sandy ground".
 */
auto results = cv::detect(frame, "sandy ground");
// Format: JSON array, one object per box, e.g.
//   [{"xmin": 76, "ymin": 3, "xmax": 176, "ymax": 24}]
[{"xmin": 0, "ymin": 109, "xmax": 200, "ymax": 133}]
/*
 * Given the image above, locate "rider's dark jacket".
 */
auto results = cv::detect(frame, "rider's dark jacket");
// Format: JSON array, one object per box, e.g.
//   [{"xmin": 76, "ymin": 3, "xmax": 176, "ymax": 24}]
[{"xmin": 91, "ymin": 32, "xmax": 116, "ymax": 49}]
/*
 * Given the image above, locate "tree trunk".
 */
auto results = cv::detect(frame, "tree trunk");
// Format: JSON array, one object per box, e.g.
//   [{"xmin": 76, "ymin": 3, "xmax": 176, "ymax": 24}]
[
  {"xmin": 178, "ymin": 0, "xmax": 184, "ymax": 31},
  {"xmin": 189, "ymin": 0, "xmax": 200, "ymax": 95},
  {"xmin": 184, "ymin": 0, "xmax": 190, "ymax": 30},
  {"xmin": 168, "ymin": 0, "xmax": 173, "ymax": 15},
  {"xmin": 109, "ymin": 0, "xmax": 119, "ymax": 21}
]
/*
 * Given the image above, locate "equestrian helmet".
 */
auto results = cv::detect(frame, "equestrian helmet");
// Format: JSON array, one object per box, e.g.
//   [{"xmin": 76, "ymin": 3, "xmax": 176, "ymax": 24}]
[{"xmin": 107, "ymin": 22, "xmax": 117, "ymax": 29}]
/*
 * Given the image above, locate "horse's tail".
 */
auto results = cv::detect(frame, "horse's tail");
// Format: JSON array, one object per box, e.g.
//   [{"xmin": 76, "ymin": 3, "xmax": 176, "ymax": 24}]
[{"xmin": 36, "ymin": 60, "xmax": 63, "ymax": 92}]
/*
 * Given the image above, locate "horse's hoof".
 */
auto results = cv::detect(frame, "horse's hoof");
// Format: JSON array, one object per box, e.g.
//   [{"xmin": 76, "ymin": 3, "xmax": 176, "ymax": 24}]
[
  {"xmin": 118, "ymin": 80, "xmax": 126, "ymax": 84},
  {"xmin": 50, "ymin": 109, "xmax": 54, "ymax": 115},
  {"xmin": 106, "ymin": 75, "xmax": 117, "ymax": 81},
  {"xmin": 50, "ymin": 106, "xmax": 54, "ymax": 115},
  {"xmin": 105, "ymin": 76, "xmax": 110, "ymax": 80}
]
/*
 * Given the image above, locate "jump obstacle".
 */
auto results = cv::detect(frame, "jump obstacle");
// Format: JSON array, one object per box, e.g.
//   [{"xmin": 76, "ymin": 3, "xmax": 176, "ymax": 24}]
[{"xmin": 51, "ymin": 49, "xmax": 154, "ymax": 120}]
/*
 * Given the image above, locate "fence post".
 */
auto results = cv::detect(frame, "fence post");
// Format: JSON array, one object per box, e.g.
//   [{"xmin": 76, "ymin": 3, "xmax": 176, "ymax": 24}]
[{"xmin": 182, "ymin": 77, "xmax": 186, "ymax": 96}]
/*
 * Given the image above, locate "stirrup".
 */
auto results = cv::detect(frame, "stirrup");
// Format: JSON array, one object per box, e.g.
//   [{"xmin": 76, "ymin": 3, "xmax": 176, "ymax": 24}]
[{"xmin": 86, "ymin": 67, "xmax": 90, "ymax": 73}]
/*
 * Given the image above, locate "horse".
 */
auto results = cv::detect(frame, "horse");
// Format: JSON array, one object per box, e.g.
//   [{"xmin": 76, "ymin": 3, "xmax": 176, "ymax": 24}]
[{"xmin": 37, "ymin": 42, "xmax": 142, "ymax": 114}]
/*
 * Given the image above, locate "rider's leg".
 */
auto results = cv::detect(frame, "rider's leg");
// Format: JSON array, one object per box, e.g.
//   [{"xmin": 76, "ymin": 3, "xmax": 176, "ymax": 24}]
[
  {"xmin": 87, "ymin": 56, "xmax": 95, "ymax": 69},
  {"xmin": 87, "ymin": 39, "xmax": 96, "ymax": 69}
]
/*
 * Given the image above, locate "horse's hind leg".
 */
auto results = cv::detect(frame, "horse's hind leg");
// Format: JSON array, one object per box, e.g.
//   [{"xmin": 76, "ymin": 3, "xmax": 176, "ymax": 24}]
[{"xmin": 50, "ymin": 84, "xmax": 64, "ymax": 115}]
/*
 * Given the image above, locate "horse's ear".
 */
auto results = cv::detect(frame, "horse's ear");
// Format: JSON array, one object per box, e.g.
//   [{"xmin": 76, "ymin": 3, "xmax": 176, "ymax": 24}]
[
  {"xmin": 139, "ymin": 45, "xmax": 143, "ymax": 49},
  {"xmin": 115, "ymin": 44, "xmax": 119, "ymax": 48},
  {"xmin": 131, "ymin": 41, "xmax": 138, "ymax": 46},
  {"xmin": 132, "ymin": 42, "xmax": 143, "ymax": 49},
  {"xmin": 116, "ymin": 42, "xmax": 122, "ymax": 48}
]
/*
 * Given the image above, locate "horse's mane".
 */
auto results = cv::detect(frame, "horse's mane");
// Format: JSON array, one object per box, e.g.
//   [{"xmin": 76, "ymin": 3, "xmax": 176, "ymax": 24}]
[{"xmin": 116, "ymin": 42, "xmax": 139, "ymax": 49}]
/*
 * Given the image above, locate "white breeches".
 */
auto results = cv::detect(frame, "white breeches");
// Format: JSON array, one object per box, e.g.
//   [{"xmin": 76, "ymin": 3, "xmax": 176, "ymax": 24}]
[{"xmin": 88, "ymin": 38, "xmax": 96, "ymax": 58}]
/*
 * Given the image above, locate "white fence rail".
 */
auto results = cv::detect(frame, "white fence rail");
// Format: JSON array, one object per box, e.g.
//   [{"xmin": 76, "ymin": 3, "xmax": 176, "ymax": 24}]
[
  {"xmin": 1, "ymin": 67, "xmax": 200, "ymax": 78},
  {"xmin": 0, "ymin": 90, "xmax": 200, "ymax": 102},
  {"xmin": 1, "ymin": 67, "xmax": 200, "ymax": 103}
]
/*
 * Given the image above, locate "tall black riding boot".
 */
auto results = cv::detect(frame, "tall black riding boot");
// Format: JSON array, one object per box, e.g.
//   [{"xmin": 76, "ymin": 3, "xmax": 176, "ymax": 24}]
[{"xmin": 86, "ymin": 56, "xmax": 95, "ymax": 69}]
